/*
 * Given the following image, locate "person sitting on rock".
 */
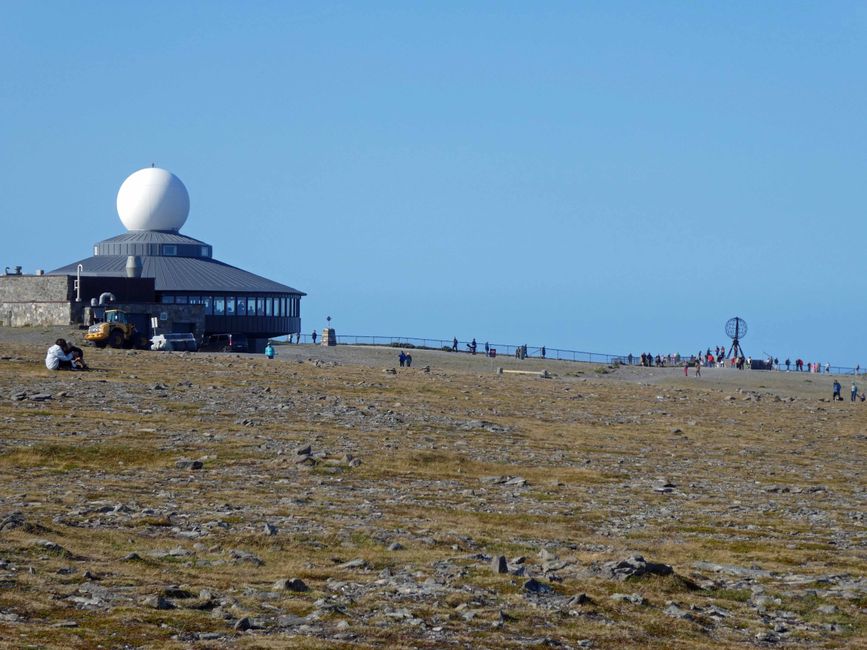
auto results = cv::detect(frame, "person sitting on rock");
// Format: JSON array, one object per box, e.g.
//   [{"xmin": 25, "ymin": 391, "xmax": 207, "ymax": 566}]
[{"xmin": 45, "ymin": 338, "xmax": 76, "ymax": 370}]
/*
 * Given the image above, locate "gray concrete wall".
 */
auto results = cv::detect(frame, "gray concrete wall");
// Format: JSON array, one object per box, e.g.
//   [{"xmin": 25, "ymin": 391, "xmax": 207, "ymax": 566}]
[
  {"xmin": 0, "ymin": 275, "xmax": 76, "ymax": 326},
  {"xmin": 0, "ymin": 302, "xmax": 74, "ymax": 327},
  {"xmin": 0, "ymin": 275, "xmax": 71, "ymax": 302}
]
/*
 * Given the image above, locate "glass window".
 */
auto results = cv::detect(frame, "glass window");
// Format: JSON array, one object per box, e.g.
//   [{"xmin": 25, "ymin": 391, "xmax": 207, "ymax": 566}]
[
  {"xmin": 237, "ymin": 297, "xmax": 247, "ymax": 316},
  {"xmin": 163, "ymin": 244, "xmax": 177, "ymax": 256},
  {"xmin": 188, "ymin": 296, "xmax": 201, "ymax": 305},
  {"xmin": 277, "ymin": 297, "xmax": 284, "ymax": 317},
  {"xmin": 200, "ymin": 246, "xmax": 210, "ymax": 257},
  {"xmin": 214, "ymin": 296, "xmax": 225, "ymax": 316},
  {"xmin": 256, "ymin": 297, "xmax": 265, "ymax": 316},
  {"xmin": 175, "ymin": 295, "xmax": 188, "ymax": 304},
  {"xmin": 203, "ymin": 296, "xmax": 213, "ymax": 315},
  {"xmin": 265, "ymin": 297, "xmax": 273, "ymax": 316},
  {"xmin": 161, "ymin": 295, "xmax": 175, "ymax": 304},
  {"xmin": 247, "ymin": 297, "xmax": 256, "ymax": 314},
  {"xmin": 226, "ymin": 296, "xmax": 235, "ymax": 316}
]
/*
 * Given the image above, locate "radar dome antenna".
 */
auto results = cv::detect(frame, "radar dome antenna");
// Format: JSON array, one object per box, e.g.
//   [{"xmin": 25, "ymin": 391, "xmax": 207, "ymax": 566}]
[
  {"xmin": 725, "ymin": 316, "xmax": 748, "ymax": 359},
  {"xmin": 116, "ymin": 167, "xmax": 190, "ymax": 232}
]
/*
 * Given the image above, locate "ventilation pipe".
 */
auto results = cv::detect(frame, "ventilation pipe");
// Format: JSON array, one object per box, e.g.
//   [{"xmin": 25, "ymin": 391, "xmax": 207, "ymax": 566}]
[
  {"xmin": 98, "ymin": 292, "xmax": 116, "ymax": 305},
  {"xmin": 125, "ymin": 255, "xmax": 143, "ymax": 279}
]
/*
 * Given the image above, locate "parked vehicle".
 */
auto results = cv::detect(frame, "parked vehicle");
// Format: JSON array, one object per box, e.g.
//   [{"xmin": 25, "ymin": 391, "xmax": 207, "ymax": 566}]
[
  {"xmin": 151, "ymin": 333, "xmax": 199, "ymax": 352},
  {"xmin": 84, "ymin": 309, "xmax": 150, "ymax": 349},
  {"xmin": 199, "ymin": 333, "xmax": 249, "ymax": 353}
]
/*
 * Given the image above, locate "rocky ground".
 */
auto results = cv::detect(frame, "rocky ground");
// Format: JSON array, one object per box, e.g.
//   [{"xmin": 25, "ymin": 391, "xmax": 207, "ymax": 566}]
[{"xmin": 0, "ymin": 326, "xmax": 864, "ymax": 649}]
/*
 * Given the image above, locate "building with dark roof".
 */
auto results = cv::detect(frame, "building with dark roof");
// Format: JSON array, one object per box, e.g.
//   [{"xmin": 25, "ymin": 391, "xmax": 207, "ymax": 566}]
[{"xmin": 1, "ymin": 167, "xmax": 304, "ymax": 351}]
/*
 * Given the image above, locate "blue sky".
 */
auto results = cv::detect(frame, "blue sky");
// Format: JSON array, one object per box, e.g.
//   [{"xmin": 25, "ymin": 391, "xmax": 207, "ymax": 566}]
[{"xmin": 2, "ymin": 2, "xmax": 866, "ymax": 364}]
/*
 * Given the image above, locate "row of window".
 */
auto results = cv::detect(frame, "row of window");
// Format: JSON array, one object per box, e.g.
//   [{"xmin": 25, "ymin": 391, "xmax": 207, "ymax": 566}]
[
  {"xmin": 161, "ymin": 244, "xmax": 211, "ymax": 257},
  {"xmin": 160, "ymin": 294, "xmax": 300, "ymax": 318},
  {"xmin": 93, "ymin": 244, "xmax": 212, "ymax": 258}
]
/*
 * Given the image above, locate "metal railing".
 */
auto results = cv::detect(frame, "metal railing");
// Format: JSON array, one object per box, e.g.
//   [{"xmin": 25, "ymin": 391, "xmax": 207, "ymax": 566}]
[
  {"xmin": 278, "ymin": 333, "xmax": 866, "ymax": 375},
  {"xmin": 283, "ymin": 334, "xmax": 626, "ymax": 366}
]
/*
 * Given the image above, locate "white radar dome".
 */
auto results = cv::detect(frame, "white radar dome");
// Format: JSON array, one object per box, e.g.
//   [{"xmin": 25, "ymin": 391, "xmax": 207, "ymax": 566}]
[{"xmin": 116, "ymin": 167, "xmax": 190, "ymax": 231}]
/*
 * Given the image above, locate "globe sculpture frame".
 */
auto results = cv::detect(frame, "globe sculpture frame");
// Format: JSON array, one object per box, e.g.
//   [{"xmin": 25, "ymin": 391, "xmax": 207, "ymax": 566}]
[{"xmin": 726, "ymin": 316, "xmax": 747, "ymax": 359}]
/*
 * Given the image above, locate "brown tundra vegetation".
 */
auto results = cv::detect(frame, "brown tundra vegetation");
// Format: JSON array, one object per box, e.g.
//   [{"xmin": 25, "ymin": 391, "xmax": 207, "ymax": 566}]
[{"xmin": 0, "ymin": 327, "xmax": 864, "ymax": 649}]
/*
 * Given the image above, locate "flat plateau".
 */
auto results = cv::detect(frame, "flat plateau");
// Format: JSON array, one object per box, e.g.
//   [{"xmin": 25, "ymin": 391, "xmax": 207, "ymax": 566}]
[{"xmin": 0, "ymin": 326, "xmax": 864, "ymax": 648}]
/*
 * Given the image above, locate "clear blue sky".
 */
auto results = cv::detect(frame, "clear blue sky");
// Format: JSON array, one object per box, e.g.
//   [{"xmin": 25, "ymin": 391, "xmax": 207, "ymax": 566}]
[{"xmin": 2, "ymin": 2, "xmax": 866, "ymax": 364}]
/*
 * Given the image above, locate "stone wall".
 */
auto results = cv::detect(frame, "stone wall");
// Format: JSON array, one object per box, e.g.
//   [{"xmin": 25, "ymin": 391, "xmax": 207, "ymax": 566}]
[
  {"xmin": 0, "ymin": 302, "xmax": 74, "ymax": 327},
  {"xmin": 0, "ymin": 275, "xmax": 71, "ymax": 302},
  {"xmin": 0, "ymin": 275, "xmax": 76, "ymax": 326}
]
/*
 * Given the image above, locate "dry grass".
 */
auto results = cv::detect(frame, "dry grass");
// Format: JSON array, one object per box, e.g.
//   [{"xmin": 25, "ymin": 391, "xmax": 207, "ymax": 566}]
[{"xmin": 0, "ymin": 337, "xmax": 864, "ymax": 648}]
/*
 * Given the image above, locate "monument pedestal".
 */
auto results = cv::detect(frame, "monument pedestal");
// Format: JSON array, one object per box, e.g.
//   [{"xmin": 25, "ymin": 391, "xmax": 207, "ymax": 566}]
[{"xmin": 321, "ymin": 327, "xmax": 337, "ymax": 346}]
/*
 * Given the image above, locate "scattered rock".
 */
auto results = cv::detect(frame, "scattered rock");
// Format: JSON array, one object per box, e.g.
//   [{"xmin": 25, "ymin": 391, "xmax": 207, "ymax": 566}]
[
  {"xmin": 277, "ymin": 614, "xmax": 307, "ymax": 627},
  {"xmin": 175, "ymin": 459, "xmax": 203, "ymax": 470},
  {"xmin": 229, "ymin": 550, "xmax": 263, "ymax": 566},
  {"xmin": 601, "ymin": 555, "xmax": 673, "ymax": 581},
  {"xmin": 273, "ymin": 578, "xmax": 309, "ymax": 592},
  {"xmin": 522, "ymin": 578, "xmax": 552, "ymax": 594},
  {"xmin": 567, "ymin": 593, "xmax": 592, "ymax": 606},
  {"xmin": 664, "ymin": 602, "xmax": 694, "ymax": 620},
  {"xmin": 491, "ymin": 555, "xmax": 508, "ymax": 575},
  {"xmin": 611, "ymin": 593, "xmax": 645, "ymax": 605},
  {"xmin": 338, "ymin": 558, "xmax": 368, "ymax": 570},
  {"xmin": 142, "ymin": 595, "xmax": 175, "ymax": 610}
]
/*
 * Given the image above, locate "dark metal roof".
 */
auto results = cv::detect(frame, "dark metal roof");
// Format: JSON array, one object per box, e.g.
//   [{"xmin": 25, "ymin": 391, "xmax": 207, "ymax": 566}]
[
  {"xmin": 50, "ymin": 254, "xmax": 305, "ymax": 294},
  {"xmin": 98, "ymin": 231, "xmax": 208, "ymax": 245}
]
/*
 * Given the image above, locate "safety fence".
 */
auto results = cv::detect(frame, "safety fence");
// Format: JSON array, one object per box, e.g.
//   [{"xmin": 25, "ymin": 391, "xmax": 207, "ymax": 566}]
[{"xmin": 282, "ymin": 333, "xmax": 864, "ymax": 375}]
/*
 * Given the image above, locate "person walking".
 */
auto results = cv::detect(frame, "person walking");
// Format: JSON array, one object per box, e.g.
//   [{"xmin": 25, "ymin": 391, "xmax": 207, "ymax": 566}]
[
  {"xmin": 452, "ymin": 337, "xmax": 458, "ymax": 352},
  {"xmin": 264, "ymin": 341, "xmax": 275, "ymax": 359},
  {"xmin": 311, "ymin": 330, "xmax": 318, "ymax": 344},
  {"xmin": 833, "ymin": 380, "xmax": 842, "ymax": 401},
  {"xmin": 852, "ymin": 382, "xmax": 858, "ymax": 402},
  {"xmin": 695, "ymin": 359, "xmax": 701, "ymax": 377}
]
